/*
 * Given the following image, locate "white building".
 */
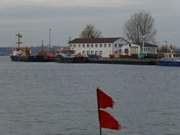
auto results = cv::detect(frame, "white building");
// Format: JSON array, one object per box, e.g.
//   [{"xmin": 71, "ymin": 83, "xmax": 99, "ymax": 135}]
[
  {"xmin": 130, "ymin": 44, "xmax": 141, "ymax": 56},
  {"xmin": 142, "ymin": 43, "xmax": 158, "ymax": 56},
  {"xmin": 69, "ymin": 37, "xmax": 131, "ymax": 58},
  {"xmin": 131, "ymin": 43, "xmax": 158, "ymax": 57}
]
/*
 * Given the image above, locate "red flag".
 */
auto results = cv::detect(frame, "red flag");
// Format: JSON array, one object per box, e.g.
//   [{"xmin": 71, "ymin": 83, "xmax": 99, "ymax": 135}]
[
  {"xmin": 99, "ymin": 110, "xmax": 121, "ymax": 130},
  {"xmin": 97, "ymin": 88, "xmax": 114, "ymax": 109}
]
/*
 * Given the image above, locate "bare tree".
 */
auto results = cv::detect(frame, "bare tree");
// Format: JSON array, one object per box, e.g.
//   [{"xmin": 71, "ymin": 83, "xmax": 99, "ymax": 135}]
[
  {"xmin": 124, "ymin": 11, "xmax": 157, "ymax": 44},
  {"xmin": 80, "ymin": 24, "xmax": 102, "ymax": 38},
  {"xmin": 158, "ymin": 44, "xmax": 176, "ymax": 53}
]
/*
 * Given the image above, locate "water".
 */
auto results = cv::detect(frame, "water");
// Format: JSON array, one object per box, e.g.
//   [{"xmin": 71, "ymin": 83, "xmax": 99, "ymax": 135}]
[{"xmin": 0, "ymin": 56, "xmax": 180, "ymax": 135}]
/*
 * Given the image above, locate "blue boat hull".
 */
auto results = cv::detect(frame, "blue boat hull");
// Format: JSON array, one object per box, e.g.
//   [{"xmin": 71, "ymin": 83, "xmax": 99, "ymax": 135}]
[{"xmin": 159, "ymin": 60, "xmax": 180, "ymax": 66}]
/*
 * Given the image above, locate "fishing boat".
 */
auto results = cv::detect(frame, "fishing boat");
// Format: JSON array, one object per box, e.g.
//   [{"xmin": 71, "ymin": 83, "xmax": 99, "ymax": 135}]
[
  {"xmin": 10, "ymin": 33, "xmax": 55, "ymax": 62},
  {"xmin": 10, "ymin": 55, "xmax": 55, "ymax": 62},
  {"xmin": 158, "ymin": 57, "xmax": 180, "ymax": 66}
]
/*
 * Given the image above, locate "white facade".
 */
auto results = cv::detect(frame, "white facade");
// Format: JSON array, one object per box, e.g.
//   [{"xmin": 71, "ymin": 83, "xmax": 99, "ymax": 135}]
[
  {"xmin": 69, "ymin": 38, "xmax": 130, "ymax": 58},
  {"xmin": 143, "ymin": 46, "xmax": 158, "ymax": 55},
  {"xmin": 130, "ymin": 44, "xmax": 141, "ymax": 56},
  {"xmin": 70, "ymin": 43, "xmax": 113, "ymax": 57},
  {"xmin": 112, "ymin": 39, "xmax": 131, "ymax": 56},
  {"xmin": 130, "ymin": 43, "xmax": 158, "ymax": 57}
]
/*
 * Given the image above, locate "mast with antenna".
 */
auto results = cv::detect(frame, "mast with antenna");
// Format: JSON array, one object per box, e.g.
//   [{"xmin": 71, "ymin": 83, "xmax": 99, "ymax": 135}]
[
  {"xmin": 16, "ymin": 33, "xmax": 23, "ymax": 48},
  {"xmin": 41, "ymin": 40, "xmax": 44, "ymax": 51},
  {"xmin": 49, "ymin": 28, "xmax": 52, "ymax": 51}
]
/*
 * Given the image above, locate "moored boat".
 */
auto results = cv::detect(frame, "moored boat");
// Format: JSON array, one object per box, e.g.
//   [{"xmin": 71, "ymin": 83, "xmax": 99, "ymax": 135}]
[
  {"xmin": 10, "ymin": 55, "xmax": 55, "ymax": 62},
  {"xmin": 55, "ymin": 49, "xmax": 88, "ymax": 63},
  {"xmin": 158, "ymin": 57, "xmax": 180, "ymax": 66},
  {"xmin": 10, "ymin": 33, "xmax": 55, "ymax": 62}
]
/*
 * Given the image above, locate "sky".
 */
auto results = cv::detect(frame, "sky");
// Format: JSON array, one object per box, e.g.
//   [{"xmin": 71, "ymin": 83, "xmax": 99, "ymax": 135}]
[{"xmin": 0, "ymin": 0, "xmax": 179, "ymax": 47}]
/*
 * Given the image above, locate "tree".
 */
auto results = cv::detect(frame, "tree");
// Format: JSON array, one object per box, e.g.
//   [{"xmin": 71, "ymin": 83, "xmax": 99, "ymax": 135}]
[
  {"xmin": 80, "ymin": 24, "xmax": 102, "ymax": 38},
  {"xmin": 124, "ymin": 11, "xmax": 157, "ymax": 44},
  {"xmin": 158, "ymin": 44, "xmax": 176, "ymax": 53}
]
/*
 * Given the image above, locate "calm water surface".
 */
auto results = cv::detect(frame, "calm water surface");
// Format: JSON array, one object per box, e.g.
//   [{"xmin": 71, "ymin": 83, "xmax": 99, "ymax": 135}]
[{"xmin": 0, "ymin": 56, "xmax": 180, "ymax": 135}]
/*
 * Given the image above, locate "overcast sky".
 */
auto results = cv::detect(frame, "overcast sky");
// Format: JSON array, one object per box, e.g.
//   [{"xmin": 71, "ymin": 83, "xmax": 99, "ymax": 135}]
[{"xmin": 0, "ymin": 0, "xmax": 179, "ymax": 47}]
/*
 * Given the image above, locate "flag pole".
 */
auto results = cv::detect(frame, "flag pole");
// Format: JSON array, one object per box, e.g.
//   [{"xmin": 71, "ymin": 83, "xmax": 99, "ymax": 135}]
[{"xmin": 96, "ymin": 88, "xmax": 102, "ymax": 135}]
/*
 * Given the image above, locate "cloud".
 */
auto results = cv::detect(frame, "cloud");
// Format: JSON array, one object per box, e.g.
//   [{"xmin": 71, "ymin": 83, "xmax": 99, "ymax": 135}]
[
  {"xmin": 0, "ymin": 6, "xmax": 134, "ymax": 21},
  {"xmin": 1, "ymin": 0, "xmax": 138, "ymax": 8},
  {"xmin": 0, "ymin": 0, "xmax": 179, "ymax": 46},
  {"xmin": 45, "ymin": 0, "xmax": 130, "ymax": 7}
]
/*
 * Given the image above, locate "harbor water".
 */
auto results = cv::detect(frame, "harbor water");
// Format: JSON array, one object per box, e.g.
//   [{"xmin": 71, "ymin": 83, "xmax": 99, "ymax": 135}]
[{"xmin": 0, "ymin": 56, "xmax": 180, "ymax": 135}]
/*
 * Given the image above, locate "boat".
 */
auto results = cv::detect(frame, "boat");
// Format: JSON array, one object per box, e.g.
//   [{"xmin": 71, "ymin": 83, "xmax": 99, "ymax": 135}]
[
  {"xmin": 10, "ymin": 33, "xmax": 55, "ymax": 62},
  {"xmin": 158, "ymin": 57, "xmax": 180, "ymax": 66},
  {"xmin": 10, "ymin": 54, "xmax": 55, "ymax": 62},
  {"xmin": 55, "ymin": 48, "xmax": 88, "ymax": 63},
  {"xmin": 56, "ymin": 52, "xmax": 75, "ymax": 63}
]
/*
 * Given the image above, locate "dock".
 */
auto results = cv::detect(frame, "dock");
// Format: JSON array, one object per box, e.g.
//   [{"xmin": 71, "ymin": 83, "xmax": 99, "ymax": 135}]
[{"xmin": 56, "ymin": 57, "xmax": 158, "ymax": 65}]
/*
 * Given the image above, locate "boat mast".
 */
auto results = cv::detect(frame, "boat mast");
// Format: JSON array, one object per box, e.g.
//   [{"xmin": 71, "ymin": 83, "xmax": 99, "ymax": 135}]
[
  {"xmin": 16, "ymin": 33, "xmax": 23, "ymax": 48},
  {"xmin": 48, "ymin": 28, "xmax": 52, "ymax": 51},
  {"xmin": 41, "ymin": 40, "xmax": 44, "ymax": 51}
]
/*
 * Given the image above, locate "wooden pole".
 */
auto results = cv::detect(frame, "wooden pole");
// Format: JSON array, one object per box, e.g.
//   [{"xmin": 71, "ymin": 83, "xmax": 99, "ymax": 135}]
[{"xmin": 96, "ymin": 88, "xmax": 102, "ymax": 135}]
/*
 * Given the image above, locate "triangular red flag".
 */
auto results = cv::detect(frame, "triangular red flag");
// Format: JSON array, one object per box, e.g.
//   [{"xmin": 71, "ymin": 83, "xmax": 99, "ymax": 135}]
[
  {"xmin": 97, "ymin": 88, "xmax": 114, "ymax": 109},
  {"xmin": 99, "ymin": 110, "xmax": 121, "ymax": 130}
]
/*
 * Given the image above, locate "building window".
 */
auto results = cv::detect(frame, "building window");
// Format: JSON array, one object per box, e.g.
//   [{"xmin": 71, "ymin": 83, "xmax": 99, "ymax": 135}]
[
  {"xmin": 87, "ymin": 50, "xmax": 90, "ymax": 55},
  {"xmin": 115, "ymin": 44, "xmax": 117, "ymax": 48},
  {"xmin": 95, "ymin": 44, "xmax": 98, "ymax": 48},
  {"xmin": 87, "ymin": 44, "xmax": 89, "ymax": 48},
  {"xmin": 73, "ymin": 44, "xmax": 76, "ymax": 48},
  {"xmin": 152, "ymin": 48, "xmax": 154, "ymax": 52},
  {"xmin": 104, "ymin": 44, "xmax": 106, "ymax": 48},
  {"xmin": 109, "ymin": 44, "xmax": 111, "ymax": 47},
  {"xmin": 91, "ymin": 50, "xmax": 94, "ymax": 54},
  {"xmin": 83, "ymin": 44, "xmax": 85, "ymax": 48},
  {"xmin": 99, "ymin": 51, "xmax": 103, "ymax": 56},
  {"xmin": 78, "ymin": 44, "xmax": 81, "ymax": 47},
  {"xmin": 91, "ymin": 44, "xmax": 93, "ymax": 48},
  {"xmin": 125, "ymin": 48, "xmax": 129, "ymax": 54},
  {"xmin": 100, "ymin": 44, "xmax": 102, "ymax": 48},
  {"xmin": 119, "ymin": 44, "xmax": 122, "ymax": 47},
  {"xmin": 82, "ymin": 50, "xmax": 85, "ymax": 54},
  {"xmin": 144, "ymin": 48, "xmax": 146, "ymax": 52}
]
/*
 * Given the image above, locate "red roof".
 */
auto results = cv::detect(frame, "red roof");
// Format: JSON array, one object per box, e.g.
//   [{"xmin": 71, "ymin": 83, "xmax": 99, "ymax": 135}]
[{"xmin": 69, "ymin": 37, "xmax": 127, "ymax": 44}]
